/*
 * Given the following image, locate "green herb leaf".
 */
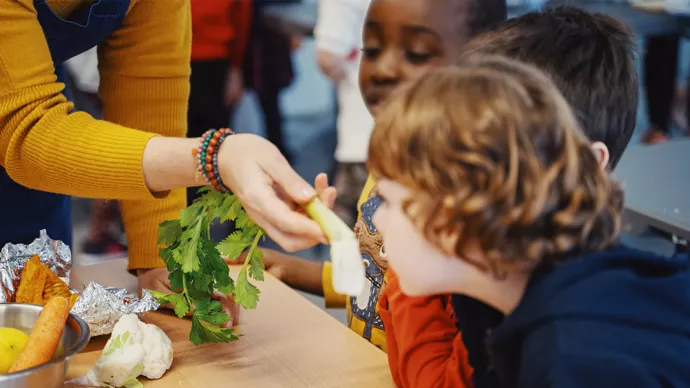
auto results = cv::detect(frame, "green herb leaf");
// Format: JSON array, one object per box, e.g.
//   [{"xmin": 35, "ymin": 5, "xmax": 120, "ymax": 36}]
[
  {"xmin": 158, "ymin": 220, "xmax": 182, "ymax": 246},
  {"xmin": 196, "ymin": 186, "xmax": 212, "ymax": 194},
  {"xmin": 217, "ymin": 231, "xmax": 251, "ymax": 259},
  {"xmin": 195, "ymin": 299, "xmax": 231, "ymax": 327},
  {"xmin": 169, "ymin": 268, "xmax": 184, "ymax": 292},
  {"xmin": 179, "ymin": 229, "xmax": 202, "ymax": 273},
  {"xmin": 247, "ymin": 246, "xmax": 265, "ymax": 281},
  {"xmin": 150, "ymin": 290, "xmax": 190, "ymax": 318},
  {"xmin": 190, "ymin": 316, "xmax": 239, "ymax": 346},
  {"xmin": 158, "ymin": 189, "xmax": 265, "ymax": 345},
  {"xmin": 234, "ymin": 266, "xmax": 261, "ymax": 309}
]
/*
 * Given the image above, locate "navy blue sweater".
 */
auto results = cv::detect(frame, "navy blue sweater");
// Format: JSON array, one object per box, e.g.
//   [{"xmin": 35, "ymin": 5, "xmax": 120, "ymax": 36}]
[{"xmin": 457, "ymin": 245, "xmax": 690, "ymax": 387}]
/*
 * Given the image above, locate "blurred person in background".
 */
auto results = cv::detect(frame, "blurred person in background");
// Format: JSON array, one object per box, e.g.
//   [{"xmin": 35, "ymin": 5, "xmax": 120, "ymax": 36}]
[
  {"xmin": 643, "ymin": 35, "xmax": 690, "ymax": 144},
  {"xmin": 315, "ymin": 0, "xmax": 373, "ymax": 226},
  {"xmin": 243, "ymin": 0, "xmax": 298, "ymax": 163},
  {"xmin": 188, "ymin": 0, "xmax": 252, "ymax": 205}
]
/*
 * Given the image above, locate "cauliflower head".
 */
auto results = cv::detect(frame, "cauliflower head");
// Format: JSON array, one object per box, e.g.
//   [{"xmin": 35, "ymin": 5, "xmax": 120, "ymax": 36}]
[{"xmin": 88, "ymin": 314, "xmax": 173, "ymax": 387}]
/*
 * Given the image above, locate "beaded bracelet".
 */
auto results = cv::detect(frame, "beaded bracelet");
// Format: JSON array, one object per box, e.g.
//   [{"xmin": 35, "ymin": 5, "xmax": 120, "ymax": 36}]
[{"xmin": 192, "ymin": 128, "xmax": 233, "ymax": 192}]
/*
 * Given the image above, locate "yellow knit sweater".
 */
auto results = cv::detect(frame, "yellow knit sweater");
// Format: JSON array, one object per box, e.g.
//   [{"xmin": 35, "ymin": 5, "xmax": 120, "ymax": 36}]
[{"xmin": 0, "ymin": 0, "xmax": 191, "ymax": 269}]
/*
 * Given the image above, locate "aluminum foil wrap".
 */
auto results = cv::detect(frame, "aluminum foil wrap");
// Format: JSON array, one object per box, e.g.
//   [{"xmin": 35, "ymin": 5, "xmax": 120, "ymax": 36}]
[
  {"xmin": 71, "ymin": 282, "xmax": 159, "ymax": 336},
  {"xmin": 0, "ymin": 230, "xmax": 71, "ymax": 303},
  {"xmin": 1, "ymin": 230, "xmax": 159, "ymax": 336}
]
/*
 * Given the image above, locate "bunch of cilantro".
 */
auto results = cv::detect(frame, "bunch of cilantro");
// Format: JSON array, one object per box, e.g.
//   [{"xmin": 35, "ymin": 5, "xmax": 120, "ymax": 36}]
[{"xmin": 151, "ymin": 188, "xmax": 265, "ymax": 345}]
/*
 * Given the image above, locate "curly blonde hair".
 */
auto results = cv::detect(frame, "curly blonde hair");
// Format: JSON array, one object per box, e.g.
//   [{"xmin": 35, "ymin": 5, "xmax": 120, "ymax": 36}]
[{"xmin": 367, "ymin": 55, "xmax": 623, "ymax": 275}]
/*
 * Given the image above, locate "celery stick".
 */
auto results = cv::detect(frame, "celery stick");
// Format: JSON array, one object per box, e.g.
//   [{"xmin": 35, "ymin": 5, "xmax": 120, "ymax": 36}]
[{"xmin": 304, "ymin": 199, "xmax": 365, "ymax": 296}]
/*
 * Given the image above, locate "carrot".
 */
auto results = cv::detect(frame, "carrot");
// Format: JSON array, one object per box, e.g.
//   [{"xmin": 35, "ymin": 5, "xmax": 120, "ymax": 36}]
[{"xmin": 9, "ymin": 296, "xmax": 70, "ymax": 373}]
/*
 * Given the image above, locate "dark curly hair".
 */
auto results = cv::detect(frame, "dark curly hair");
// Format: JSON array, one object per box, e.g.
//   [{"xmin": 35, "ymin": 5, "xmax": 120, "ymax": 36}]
[
  {"xmin": 367, "ymin": 55, "xmax": 623, "ymax": 275},
  {"xmin": 458, "ymin": 5, "xmax": 638, "ymax": 169}
]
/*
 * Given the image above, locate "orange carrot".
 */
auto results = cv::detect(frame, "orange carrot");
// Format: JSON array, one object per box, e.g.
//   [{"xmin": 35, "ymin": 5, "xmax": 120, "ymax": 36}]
[{"xmin": 9, "ymin": 296, "xmax": 70, "ymax": 373}]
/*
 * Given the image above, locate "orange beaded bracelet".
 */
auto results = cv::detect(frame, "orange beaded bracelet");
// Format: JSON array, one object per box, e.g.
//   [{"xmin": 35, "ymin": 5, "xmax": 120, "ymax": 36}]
[{"xmin": 192, "ymin": 128, "xmax": 233, "ymax": 192}]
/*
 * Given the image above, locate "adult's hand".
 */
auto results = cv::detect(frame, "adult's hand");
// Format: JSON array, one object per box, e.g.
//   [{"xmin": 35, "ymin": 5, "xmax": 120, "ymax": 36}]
[
  {"xmin": 218, "ymin": 134, "xmax": 328, "ymax": 252},
  {"xmin": 137, "ymin": 268, "xmax": 240, "ymax": 327}
]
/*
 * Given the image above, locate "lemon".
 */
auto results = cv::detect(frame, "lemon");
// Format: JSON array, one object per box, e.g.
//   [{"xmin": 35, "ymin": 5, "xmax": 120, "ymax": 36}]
[{"xmin": 0, "ymin": 327, "xmax": 30, "ymax": 374}]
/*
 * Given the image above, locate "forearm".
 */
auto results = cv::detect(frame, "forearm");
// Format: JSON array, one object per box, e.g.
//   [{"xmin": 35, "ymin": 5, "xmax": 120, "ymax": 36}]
[{"xmin": 281, "ymin": 254, "xmax": 325, "ymax": 296}]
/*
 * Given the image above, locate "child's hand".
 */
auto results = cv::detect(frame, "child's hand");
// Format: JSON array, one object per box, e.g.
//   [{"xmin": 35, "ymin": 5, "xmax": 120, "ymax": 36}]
[
  {"xmin": 314, "ymin": 172, "xmax": 337, "ymax": 209},
  {"xmin": 137, "ymin": 267, "xmax": 240, "ymax": 327}
]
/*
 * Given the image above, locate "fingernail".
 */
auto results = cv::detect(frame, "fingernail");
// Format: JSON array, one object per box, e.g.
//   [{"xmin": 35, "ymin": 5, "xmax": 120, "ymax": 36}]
[{"xmin": 300, "ymin": 186, "xmax": 316, "ymax": 200}]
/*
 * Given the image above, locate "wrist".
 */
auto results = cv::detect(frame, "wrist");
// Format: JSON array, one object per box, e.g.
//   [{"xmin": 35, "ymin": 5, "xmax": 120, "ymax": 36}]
[
  {"xmin": 285, "ymin": 257, "xmax": 325, "ymax": 296},
  {"xmin": 143, "ymin": 136, "xmax": 203, "ymax": 193}
]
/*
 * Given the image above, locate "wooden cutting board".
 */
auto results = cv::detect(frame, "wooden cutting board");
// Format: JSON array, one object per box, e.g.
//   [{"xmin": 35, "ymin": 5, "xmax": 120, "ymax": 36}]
[{"xmin": 67, "ymin": 264, "xmax": 393, "ymax": 387}]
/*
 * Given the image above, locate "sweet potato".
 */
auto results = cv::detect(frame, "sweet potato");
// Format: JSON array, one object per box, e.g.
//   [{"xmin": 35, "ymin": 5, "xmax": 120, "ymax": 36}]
[{"xmin": 15, "ymin": 257, "xmax": 47, "ymax": 304}]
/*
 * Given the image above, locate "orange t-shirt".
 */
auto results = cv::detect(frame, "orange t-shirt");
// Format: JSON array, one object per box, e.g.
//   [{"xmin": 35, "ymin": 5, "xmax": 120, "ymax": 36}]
[
  {"xmin": 378, "ymin": 268, "xmax": 474, "ymax": 388},
  {"xmin": 191, "ymin": 0, "xmax": 252, "ymax": 67}
]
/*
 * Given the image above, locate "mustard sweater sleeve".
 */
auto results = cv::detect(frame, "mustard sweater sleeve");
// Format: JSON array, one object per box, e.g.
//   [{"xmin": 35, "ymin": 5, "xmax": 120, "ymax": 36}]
[
  {"xmin": 0, "ymin": 0, "xmax": 192, "ymax": 269},
  {"xmin": 99, "ymin": 0, "xmax": 192, "ymax": 270},
  {"xmin": 0, "ymin": 0, "xmax": 157, "ymax": 199}
]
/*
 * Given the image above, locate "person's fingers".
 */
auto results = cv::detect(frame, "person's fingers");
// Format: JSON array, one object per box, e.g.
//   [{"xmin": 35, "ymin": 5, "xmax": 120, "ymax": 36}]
[
  {"xmin": 158, "ymin": 275, "xmax": 173, "ymax": 292},
  {"xmin": 313, "ymin": 173, "xmax": 337, "ymax": 209},
  {"xmin": 314, "ymin": 173, "xmax": 328, "ymax": 194},
  {"xmin": 214, "ymin": 292, "xmax": 241, "ymax": 327},
  {"xmin": 242, "ymin": 182, "xmax": 324, "ymax": 245},
  {"xmin": 245, "ymin": 211, "xmax": 326, "ymax": 251},
  {"xmin": 266, "ymin": 265, "xmax": 286, "ymax": 282},
  {"xmin": 323, "ymin": 187, "xmax": 337, "ymax": 209},
  {"xmin": 261, "ymin": 149, "xmax": 316, "ymax": 204},
  {"xmin": 224, "ymin": 250, "xmax": 248, "ymax": 265}
]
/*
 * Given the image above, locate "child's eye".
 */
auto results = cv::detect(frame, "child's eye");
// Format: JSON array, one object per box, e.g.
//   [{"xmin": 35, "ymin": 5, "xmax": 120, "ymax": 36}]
[
  {"xmin": 362, "ymin": 47, "xmax": 381, "ymax": 59},
  {"xmin": 406, "ymin": 51, "xmax": 431, "ymax": 65}
]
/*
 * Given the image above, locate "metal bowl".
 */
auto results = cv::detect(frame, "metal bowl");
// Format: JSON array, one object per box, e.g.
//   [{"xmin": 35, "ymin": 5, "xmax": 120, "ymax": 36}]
[{"xmin": 0, "ymin": 303, "xmax": 90, "ymax": 388}]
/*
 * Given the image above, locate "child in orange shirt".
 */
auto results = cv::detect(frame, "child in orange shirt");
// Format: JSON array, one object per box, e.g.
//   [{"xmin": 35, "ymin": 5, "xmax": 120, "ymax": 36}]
[{"xmin": 377, "ymin": 7, "xmax": 640, "ymax": 387}]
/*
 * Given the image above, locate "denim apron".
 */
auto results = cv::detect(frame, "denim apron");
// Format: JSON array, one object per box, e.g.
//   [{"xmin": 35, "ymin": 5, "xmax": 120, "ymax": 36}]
[{"xmin": 0, "ymin": 0, "xmax": 130, "ymax": 248}]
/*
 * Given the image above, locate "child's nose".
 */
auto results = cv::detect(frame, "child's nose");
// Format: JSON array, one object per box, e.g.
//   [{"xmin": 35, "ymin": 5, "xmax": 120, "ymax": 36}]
[{"xmin": 372, "ymin": 50, "xmax": 400, "ymax": 84}]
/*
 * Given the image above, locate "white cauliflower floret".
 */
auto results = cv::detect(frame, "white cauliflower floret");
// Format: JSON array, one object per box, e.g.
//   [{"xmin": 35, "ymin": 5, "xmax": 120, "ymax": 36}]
[
  {"xmin": 72, "ymin": 314, "xmax": 174, "ymax": 387},
  {"xmin": 139, "ymin": 322, "xmax": 174, "ymax": 379},
  {"xmin": 90, "ymin": 332, "xmax": 146, "ymax": 387},
  {"xmin": 111, "ymin": 314, "xmax": 146, "ymax": 343}
]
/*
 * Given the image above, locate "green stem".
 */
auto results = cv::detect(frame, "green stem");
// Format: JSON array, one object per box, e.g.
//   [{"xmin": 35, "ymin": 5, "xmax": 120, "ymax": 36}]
[
  {"xmin": 242, "ymin": 231, "xmax": 264, "ymax": 270},
  {"xmin": 182, "ymin": 273, "xmax": 193, "ymax": 309}
]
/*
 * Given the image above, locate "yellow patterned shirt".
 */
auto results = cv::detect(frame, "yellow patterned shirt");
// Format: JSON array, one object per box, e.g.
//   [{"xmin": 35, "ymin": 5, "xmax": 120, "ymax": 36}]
[{"xmin": 322, "ymin": 175, "xmax": 389, "ymax": 351}]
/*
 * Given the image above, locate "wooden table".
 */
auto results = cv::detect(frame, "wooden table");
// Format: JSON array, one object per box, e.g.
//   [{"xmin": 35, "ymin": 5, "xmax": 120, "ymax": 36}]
[{"xmin": 68, "ymin": 260, "xmax": 393, "ymax": 387}]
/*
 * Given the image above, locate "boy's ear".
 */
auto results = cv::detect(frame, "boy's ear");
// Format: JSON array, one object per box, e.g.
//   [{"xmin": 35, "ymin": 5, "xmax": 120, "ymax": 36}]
[{"xmin": 590, "ymin": 141, "xmax": 609, "ymax": 169}]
